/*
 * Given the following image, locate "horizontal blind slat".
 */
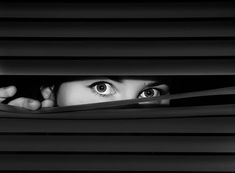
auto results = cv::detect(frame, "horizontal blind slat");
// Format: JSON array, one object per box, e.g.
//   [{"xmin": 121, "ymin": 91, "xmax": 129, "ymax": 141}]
[
  {"xmin": 0, "ymin": 117, "xmax": 235, "ymax": 134},
  {"xmin": 0, "ymin": 59, "xmax": 234, "ymax": 75},
  {"xmin": 1, "ymin": 20, "xmax": 235, "ymax": 38},
  {"xmin": 1, "ymin": 135, "xmax": 235, "ymax": 153},
  {"xmin": 1, "ymin": 39, "xmax": 235, "ymax": 57},
  {"xmin": 1, "ymin": 2, "xmax": 234, "ymax": 19},
  {"xmin": 0, "ymin": 153, "xmax": 235, "ymax": 171}
]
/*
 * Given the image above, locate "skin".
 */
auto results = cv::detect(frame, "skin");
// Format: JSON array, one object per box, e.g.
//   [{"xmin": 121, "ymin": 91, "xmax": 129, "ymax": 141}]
[
  {"xmin": 0, "ymin": 78, "xmax": 169, "ymax": 110},
  {"xmin": 0, "ymin": 85, "xmax": 54, "ymax": 110},
  {"xmin": 57, "ymin": 78, "xmax": 169, "ymax": 106}
]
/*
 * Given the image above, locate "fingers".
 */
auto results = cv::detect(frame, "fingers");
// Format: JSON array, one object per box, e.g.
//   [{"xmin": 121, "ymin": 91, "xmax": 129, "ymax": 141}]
[
  {"xmin": 0, "ymin": 86, "xmax": 17, "ymax": 102},
  {"xmin": 1, "ymin": 86, "xmax": 41, "ymax": 110},
  {"xmin": 0, "ymin": 85, "xmax": 55, "ymax": 110},
  {"xmin": 6, "ymin": 85, "xmax": 55, "ymax": 110},
  {"xmin": 41, "ymin": 86, "xmax": 55, "ymax": 108},
  {"xmin": 8, "ymin": 97, "xmax": 41, "ymax": 111}
]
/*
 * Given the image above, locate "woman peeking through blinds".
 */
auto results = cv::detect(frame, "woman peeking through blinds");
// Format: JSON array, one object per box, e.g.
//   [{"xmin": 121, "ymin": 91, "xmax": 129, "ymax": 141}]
[{"xmin": 0, "ymin": 77, "xmax": 170, "ymax": 110}]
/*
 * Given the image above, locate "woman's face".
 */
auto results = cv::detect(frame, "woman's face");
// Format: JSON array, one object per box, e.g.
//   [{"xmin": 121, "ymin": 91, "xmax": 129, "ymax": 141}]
[{"xmin": 57, "ymin": 78, "xmax": 169, "ymax": 106}]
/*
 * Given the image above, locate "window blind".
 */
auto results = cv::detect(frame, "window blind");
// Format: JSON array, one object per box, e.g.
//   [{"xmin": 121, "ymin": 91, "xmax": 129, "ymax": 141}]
[{"xmin": 0, "ymin": 0, "xmax": 235, "ymax": 172}]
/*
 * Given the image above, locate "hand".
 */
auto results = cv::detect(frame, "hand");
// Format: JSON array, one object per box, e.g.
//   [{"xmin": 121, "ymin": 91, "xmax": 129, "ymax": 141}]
[
  {"xmin": 1, "ymin": 86, "xmax": 41, "ymax": 110},
  {"xmin": 1, "ymin": 85, "xmax": 55, "ymax": 110},
  {"xmin": 40, "ymin": 85, "xmax": 55, "ymax": 108}
]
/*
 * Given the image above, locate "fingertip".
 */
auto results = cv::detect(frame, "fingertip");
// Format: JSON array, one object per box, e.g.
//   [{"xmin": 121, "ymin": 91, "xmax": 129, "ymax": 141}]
[
  {"xmin": 6, "ymin": 86, "xmax": 17, "ymax": 97},
  {"xmin": 28, "ymin": 99, "xmax": 41, "ymax": 110},
  {"xmin": 41, "ymin": 87, "xmax": 51, "ymax": 99},
  {"xmin": 42, "ymin": 99, "xmax": 54, "ymax": 108}
]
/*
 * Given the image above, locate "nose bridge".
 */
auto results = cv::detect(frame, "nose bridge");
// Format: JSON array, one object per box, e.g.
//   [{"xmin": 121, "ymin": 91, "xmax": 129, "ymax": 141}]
[
  {"xmin": 120, "ymin": 84, "xmax": 138, "ymax": 100},
  {"xmin": 124, "ymin": 90, "xmax": 136, "ymax": 99}
]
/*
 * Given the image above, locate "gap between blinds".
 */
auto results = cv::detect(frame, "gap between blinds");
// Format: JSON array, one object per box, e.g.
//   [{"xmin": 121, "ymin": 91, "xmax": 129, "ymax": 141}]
[{"xmin": 0, "ymin": 86, "xmax": 234, "ymax": 119}]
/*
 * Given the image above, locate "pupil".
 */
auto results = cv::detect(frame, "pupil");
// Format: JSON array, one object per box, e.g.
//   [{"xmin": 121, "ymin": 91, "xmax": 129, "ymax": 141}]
[{"xmin": 97, "ymin": 84, "xmax": 106, "ymax": 92}]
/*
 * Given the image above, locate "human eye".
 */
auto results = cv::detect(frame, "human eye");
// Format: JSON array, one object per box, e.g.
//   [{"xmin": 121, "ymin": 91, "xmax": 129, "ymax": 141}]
[
  {"xmin": 88, "ymin": 81, "xmax": 116, "ymax": 97},
  {"xmin": 137, "ymin": 87, "xmax": 161, "ymax": 99}
]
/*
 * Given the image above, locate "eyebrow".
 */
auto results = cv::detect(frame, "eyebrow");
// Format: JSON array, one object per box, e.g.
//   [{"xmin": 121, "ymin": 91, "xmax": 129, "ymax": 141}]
[
  {"xmin": 107, "ymin": 77, "xmax": 123, "ymax": 83},
  {"xmin": 144, "ymin": 81, "xmax": 161, "ymax": 88},
  {"xmin": 66, "ymin": 76, "xmax": 123, "ymax": 83}
]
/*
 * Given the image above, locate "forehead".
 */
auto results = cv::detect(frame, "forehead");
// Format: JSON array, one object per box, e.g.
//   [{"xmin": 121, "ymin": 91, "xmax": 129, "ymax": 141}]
[{"xmin": 71, "ymin": 78, "xmax": 156, "ymax": 85}]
